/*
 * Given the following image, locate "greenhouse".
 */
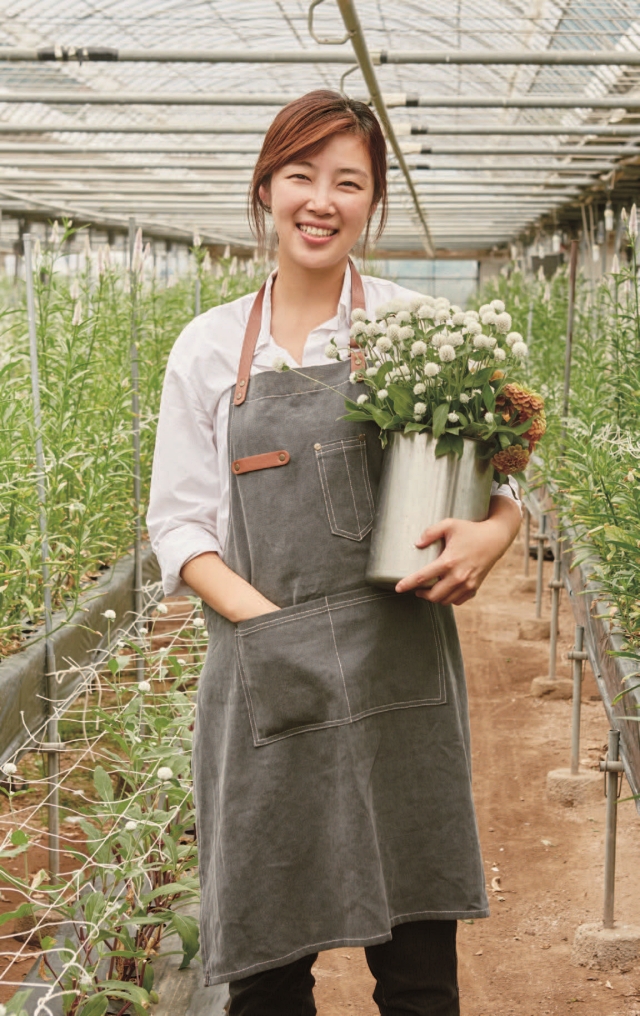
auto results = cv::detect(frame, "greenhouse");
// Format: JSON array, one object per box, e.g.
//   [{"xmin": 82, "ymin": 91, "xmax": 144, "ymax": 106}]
[{"xmin": 1, "ymin": 1, "xmax": 640, "ymax": 1014}]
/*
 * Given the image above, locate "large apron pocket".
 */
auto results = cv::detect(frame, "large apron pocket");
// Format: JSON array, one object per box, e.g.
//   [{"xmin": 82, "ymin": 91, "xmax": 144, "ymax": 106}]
[
  {"xmin": 236, "ymin": 588, "xmax": 446, "ymax": 747},
  {"xmin": 315, "ymin": 435, "xmax": 375, "ymax": 541}
]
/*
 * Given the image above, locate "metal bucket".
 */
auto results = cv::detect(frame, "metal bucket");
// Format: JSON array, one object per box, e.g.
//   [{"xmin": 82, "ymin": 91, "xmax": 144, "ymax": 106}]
[{"xmin": 366, "ymin": 431, "xmax": 494, "ymax": 589}]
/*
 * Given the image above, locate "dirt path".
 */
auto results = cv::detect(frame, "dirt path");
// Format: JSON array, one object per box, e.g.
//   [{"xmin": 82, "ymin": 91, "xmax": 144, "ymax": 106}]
[{"xmin": 313, "ymin": 532, "xmax": 640, "ymax": 1016}]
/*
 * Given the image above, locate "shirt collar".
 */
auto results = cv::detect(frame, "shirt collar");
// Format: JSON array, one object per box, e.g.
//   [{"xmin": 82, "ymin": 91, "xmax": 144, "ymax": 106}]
[{"xmin": 257, "ymin": 263, "xmax": 354, "ymax": 351}]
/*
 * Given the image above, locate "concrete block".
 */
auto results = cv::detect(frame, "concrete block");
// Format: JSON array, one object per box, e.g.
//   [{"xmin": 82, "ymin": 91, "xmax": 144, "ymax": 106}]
[
  {"xmin": 572, "ymin": 922, "xmax": 640, "ymax": 970},
  {"xmin": 530, "ymin": 677, "xmax": 573, "ymax": 699},
  {"xmin": 518, "ymin": 618, "xmax": 551, "ymax": 640},
  {"xmin": 546, "ymin": 767, "xmax": 602, "ymax": 807}
]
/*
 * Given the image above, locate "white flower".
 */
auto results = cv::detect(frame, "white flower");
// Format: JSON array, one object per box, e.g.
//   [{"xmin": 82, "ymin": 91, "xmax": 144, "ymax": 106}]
[
  {"xmin": 473, "ymin": 334, "xmax": 491, "ymax": 349},
  {"xmin": 399, "ymin": 325, "xmax": 415, "ymax": 340},
  {"xmin": 630, "ymin": 204, "xmax": 638, "ymax": 238},
  {"xmin": 137, "ymin": 681, "xmax": 151, "ymax": 693},
  {"xmin": 491, "ymin": 299, "xmax": 505, "ymax": 314},
  {"xmin": 413, "ymin": 402, "xmax": 427, "ymax": 417},
  {"xmin": 439, "ymin": 345, "xmax": 456, "ymax": 362},
  {"xmin": 434, "ymin": 296, "xmax": 450, "ymax": 309},
  {"xmin": 157, "ymin": 766, "xmax": 173, "ymax": 782},
  {"xmin": 411, "ymin": 340, "xmax": 428, "ymax": 357},
  {"xmin": 495, "ymin": 312, "xmax": 512, "ymax": 334},
  {"xmin": 356, "ymin": 394, "xmax": 369, "ymax": 404},
  {"xmin": 375, "ymin": 336, "xmax": 392, "ymax": 352},
  {"xmin": 417, "ymin": 304, "xmax": 435, "ymax": 320},
  {"xmin": 193, "ymin": 617, "xmax": 205, "ymax": 628},
  {"xmin": 424, "ymin": 362, "xmax": 441, "ymax": 377},
  {"xmin": 493, "ymin": 347, "xmax": 506, "ymax": 361},
  {"xmin": 396, "ymin": 311, "xmax": 412, "ymax": 324},
  {"xmin": 365, "ymin": 322, "xmax": 378, "ymax": 337},
  {"xmin": 413, "ymin": 382, "xmax": 426, "ymax": 394},
  {"xmin": 464, "ymin": 310, "xmax": 480, "ymax": 322},
  {"xmin": 459, "ymin": 392, "xmax": 470, "ymax": 404},
  {"xmin": 506, "ymin": 331, "xmax": 522, "ymax": 348},
  {"xmin": 349, "ymin": 371, "xmax": 357, "ymax": 383},
  {"xmin": 375, "ymin": 303, "xmax": 391, "ymax": 318},
  {"xmin": 449, "ymin": 332, "xmax": 464, "ymax": 347},
  {"xmin": 479, "ymin": 303, "xmax": 491, "ymax": 315},
  {"xmin": 386, "ymin": 324, "xmax": 401, "ymax": 343},
  {"xmin": 102, "ymin": 609, "xmax": 116, "ymax": 621},
  {"xmin": 486, "ymin": 335, "xmax": 497, "ymax": 349},
  {"xmin": 434, "ymin": 308, "xmax": 449, "ymax": 324},
  {"xmin": 351, "ymin": 308, "xmax": 367, "ymax": 322},
  {"xmin": 481, "ymin": 310, "xmax": 497, "ymax": 326},
  {"xmin": 447, "ymin": 412, "xmax": 459, "ymax": 423},
  {"xmin": 325, "ymin": 343, "xmax": 340, "ymax": 360},
  {"xmin": 484, "ymin": 412, "xmax": 494, "ymax": 424},
  {"xmin": 377, "ymin": 388, "xmax": 389, "ymax": 400},
  {"xmin": 125, "ymin": 820, "xmax": 138, "ymax": 831},
  {"xmin": 451, "ymin": 312, "xmax": 465, "ymax": 326},
  {"xmin": 430, "ymin": 331, "xmax": 444, "ymax": 348},
  {"xmin": 155, "ymin": 603, "xmax": 168, "ymax": 615},
  {"xmin": 472, "ymin": 387, "xmax": 482, "ymax": 395},
  {"xmin": 512, "ymin": 341, "xmax": 528, "ymax": 358},
  {"xmin": 2, "ymin": 762, "xmax": 17, "ymax": 776},
  {"xmin": 465, "ymin": 319, "xmax": 482, "ymax": 336},
  {"xmin": 349, "ymin": 322, "xmax": 367, "ymax": 339},
  {"xmin": 365, "ymin": 365, "xmax": 378, "ymax": 376},
  {"xmin": 272, "ymin": 355, "xmax": 287, "ymax": 371}
]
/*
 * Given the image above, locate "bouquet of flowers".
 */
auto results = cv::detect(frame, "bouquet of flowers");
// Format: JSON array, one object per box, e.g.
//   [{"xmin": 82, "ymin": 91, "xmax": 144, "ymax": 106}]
[{"xmin": 327, "ymin": 294, "xmax": 545, "ymax": 485}]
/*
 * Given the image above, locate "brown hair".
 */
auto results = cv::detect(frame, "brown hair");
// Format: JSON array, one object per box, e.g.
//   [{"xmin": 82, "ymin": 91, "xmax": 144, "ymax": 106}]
[{"xmin": 249, "ymin": 89, "xmax": 388, "ymax": 255}]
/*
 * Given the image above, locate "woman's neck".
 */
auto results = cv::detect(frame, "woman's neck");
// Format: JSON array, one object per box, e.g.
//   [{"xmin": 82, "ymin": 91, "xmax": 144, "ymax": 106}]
[{"xmin": 270, "ymin": 253, "xmax": 350, "ymax": 365}]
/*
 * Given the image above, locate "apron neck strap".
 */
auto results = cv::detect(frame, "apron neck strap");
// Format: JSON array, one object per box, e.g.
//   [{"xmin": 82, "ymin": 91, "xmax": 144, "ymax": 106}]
[{"xmin": 233, "ymin": 259, "xmax": 366, "ymax": 407}]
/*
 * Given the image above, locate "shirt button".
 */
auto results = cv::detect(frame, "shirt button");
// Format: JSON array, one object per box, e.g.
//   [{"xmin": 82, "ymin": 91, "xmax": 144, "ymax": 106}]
[{"xmin": 314, "ymin": 443, "xmax": 321, "ymax": 450}]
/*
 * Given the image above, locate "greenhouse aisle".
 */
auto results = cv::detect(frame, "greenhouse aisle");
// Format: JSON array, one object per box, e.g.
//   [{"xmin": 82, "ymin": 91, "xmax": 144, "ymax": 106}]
[{"xmin": 310, "ymin": 531, "xmax": 640, "ymax": 1016}]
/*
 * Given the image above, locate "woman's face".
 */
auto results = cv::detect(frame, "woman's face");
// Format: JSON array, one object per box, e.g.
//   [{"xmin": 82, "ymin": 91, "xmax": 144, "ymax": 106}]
[{"xmin": 260, "ymin": 133, "xmax": 376, "ymax": 270}]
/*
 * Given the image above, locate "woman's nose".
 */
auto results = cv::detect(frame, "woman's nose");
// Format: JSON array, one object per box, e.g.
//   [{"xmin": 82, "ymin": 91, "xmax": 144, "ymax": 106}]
[{"xmin": 306, "ymin": 187, "xmax": 335, "ymax": 214}]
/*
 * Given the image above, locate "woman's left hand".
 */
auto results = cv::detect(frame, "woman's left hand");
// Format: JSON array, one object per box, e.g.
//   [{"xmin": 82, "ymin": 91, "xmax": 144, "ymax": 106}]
[{"xmin": 395, "ymin": 495, "xmax": 522, "ymax": 606}]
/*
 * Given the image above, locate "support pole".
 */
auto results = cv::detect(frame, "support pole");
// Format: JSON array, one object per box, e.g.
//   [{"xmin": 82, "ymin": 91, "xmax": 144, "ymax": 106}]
[
  {"xmin": 128, "ymin": 218, "xmax": 145, "ymax": 682},
  {"xmin": 535, "ymin": 516, "xmax": 547, "ymax": 619},
  {"xmin": 548, "ymin": 538, "xmax": 563, "ymax": 680},
  {"xmin": 561, "ymin": 240, "xmax": 579, "ymax": 451},
  {"xmin": 523, "ymin": 506, "xmax": 531, "ymax": 576},
  {"xmin": 601, "ymin": 729, "xmax": 623, "ymax": 929},
  {"xmin": 568, "ymin": 626, "xmax": 587, "ymax": 775},
  {"xmin": 24, "ymin": 233, "xmax": 59, "ymax": 878}
]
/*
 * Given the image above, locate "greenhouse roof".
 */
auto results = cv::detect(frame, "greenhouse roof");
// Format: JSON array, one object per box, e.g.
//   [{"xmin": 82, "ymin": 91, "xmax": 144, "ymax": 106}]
[{"xmin": 0, "ymin": 0, "xmax": 637, "ymax": 254}]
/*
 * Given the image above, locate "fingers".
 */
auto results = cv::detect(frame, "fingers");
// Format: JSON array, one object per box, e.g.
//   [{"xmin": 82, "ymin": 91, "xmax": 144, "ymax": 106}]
[
  {"xmin": 416, "ymin": 566, "xmax": 479, "ymax": 605},
  {"xmin": 396, "ymin": 561, "xmax": 444, "ymax": 593},
  {"xmin": 415, "ymin": 519, "xmax": 453, "ymax": 549}
]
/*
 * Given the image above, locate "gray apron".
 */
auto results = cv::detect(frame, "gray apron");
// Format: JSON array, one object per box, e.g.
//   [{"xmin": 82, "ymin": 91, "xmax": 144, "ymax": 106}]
[{"xmin": 193, "ymin": 265, "xmax": 488, "ymax": 987}]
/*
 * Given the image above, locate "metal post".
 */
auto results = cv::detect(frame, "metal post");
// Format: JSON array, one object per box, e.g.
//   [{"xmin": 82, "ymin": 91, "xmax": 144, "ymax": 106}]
[
  {"xmin": 601, "ymin": 729, "xmax": 622, "ymax": 929},
  {"xmin": 128, "ymin": 218, "xmax": 145, "ymax": 682},
  {"xmin": 523, "ymin": 506, "xmax": 531, "ymax": 576},
  {"xmin": 24, "ymin": 233, "xmax": 59, "ymax": 878},
  {"xmin": 561, "ymin": 240, "xmax": 579, "ymax": 451},
  {"xmin": 548, "ymin": 537, "xmax": 563, "ymax": 679},
  {"xmin": 535, "ymin": 516, "xmax": 547, "ymax": 619},
  {"xmin": 568, "ymin": 626, "xmax": 587, "ymax": 775}
]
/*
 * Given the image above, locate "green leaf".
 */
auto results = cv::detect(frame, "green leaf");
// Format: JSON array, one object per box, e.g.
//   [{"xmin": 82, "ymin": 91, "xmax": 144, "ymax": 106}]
[
  {"xmin": 5, "ymin": 989, "xmax": 32, "ymax": 1015},
  {"xmin": 93, "ymin": 765, "xmax": 114, "ymax": 803},
  {"xmin": 107, "ymin": 658, "xmax": 120, "ymax": 675},
  {"xmin": 432, "ymin": 402, "xmax": 450, "ymax": 439},
  {"xmin": 83, "ymin": 891, "xmax": 106, "ymax": 926},
  {"xmin": 78, "ymin": 995, "xmax": 108, "ymax": 1016},
  {"xmin": 403, "ymin": 422, "xmax": 429, "ymax": 434},
  {"xmin": 387, "ymin": 384, "xmax": 415, "ymax": 418},
  {"xmin": 169, "ymin": 911, "xmax": 200, "ymax": 970},
  {"xmin": 482, "ymin": 385, "xmax": 496, "ymax": 412},
  {"xmin": 0, "ymin": 903, "xmax": 33, "ymax": 929},
  {"xmin": 142, "ymin": 961, "xmax": 155, "ymax": 993},
  {"xmin": 435, "ymin": 433, "xmax": 464, "ymax": 459},
  {"xmin": 11, "ymin": 829, "xmax": 28, "ymax": 847}
]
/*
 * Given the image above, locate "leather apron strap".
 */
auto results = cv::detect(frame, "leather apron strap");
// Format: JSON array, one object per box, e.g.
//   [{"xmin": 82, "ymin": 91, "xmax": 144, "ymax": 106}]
[{"xmin": 233, "ymin": 260, "xmax": 367, "ymax": 407}]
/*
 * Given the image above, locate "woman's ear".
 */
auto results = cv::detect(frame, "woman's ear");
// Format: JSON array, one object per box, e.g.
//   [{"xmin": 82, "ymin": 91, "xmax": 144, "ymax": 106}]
[{"xmin": 259, "ymin": 182, "xmax": 272, "ymax": 212}]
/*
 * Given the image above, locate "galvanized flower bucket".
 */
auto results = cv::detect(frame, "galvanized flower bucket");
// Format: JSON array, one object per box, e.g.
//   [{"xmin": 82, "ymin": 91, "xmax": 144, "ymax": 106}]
[{"xmin": 366, "ymin": 431, "xmax": 494, "ymax": 589}]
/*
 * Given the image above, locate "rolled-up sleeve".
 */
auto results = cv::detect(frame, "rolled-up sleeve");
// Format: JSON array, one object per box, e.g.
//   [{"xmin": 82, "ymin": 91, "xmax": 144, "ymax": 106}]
[
  {"xmin": 147, "ymin": 354, "xmax": 222, "ymax": 596},
  {"xmin": 490, "ymin": 475, "xmax": 522, "ymax": 513}
]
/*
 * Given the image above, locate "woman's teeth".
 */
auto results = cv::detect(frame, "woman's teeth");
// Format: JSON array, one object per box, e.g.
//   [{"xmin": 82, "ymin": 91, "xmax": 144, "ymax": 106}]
[{"xmin": 298, "ymin": 224, "xmax": 337, "ymax": 237}]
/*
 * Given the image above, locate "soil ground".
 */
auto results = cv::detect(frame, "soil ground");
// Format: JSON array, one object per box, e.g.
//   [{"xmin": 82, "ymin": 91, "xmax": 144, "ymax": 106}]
[{"xmin": 312, "ymin": 530, "xmax": 640, "ymax": 1016}]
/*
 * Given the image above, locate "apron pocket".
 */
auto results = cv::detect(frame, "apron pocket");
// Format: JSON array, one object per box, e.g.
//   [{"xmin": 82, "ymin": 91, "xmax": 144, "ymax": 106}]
[
  {"xmin": 327, "ymin": 587, "xmax": 447, "ymax": 717},
  {"xmin": 236, "ymin": 598, "xmax": 350, "ymax": 745},
  {"xmin": 236, "ymin": 588, "xmax": 446, "ymax": 747},
  {"xmin": 315, "ymin": 435, "xmax": 375, "ymax": 541}
]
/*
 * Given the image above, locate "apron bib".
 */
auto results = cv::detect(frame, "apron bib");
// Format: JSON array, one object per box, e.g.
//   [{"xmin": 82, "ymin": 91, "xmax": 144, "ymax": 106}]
[{"xmin": 193, "ymin": 265, "xmax": 488, "ymax": 986}]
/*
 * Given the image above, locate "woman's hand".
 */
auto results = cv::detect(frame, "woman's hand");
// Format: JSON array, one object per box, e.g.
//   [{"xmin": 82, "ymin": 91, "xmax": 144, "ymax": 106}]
[
  {"xmin": 395, "ymin": 495, "xmax": 521, "ymax": 607},
  {"xmin": 181, "ymin": 552, "xmax": 281, "ymax": 623}
]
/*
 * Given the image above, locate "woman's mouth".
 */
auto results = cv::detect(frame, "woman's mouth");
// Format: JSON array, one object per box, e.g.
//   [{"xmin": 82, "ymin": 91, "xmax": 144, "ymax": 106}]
[{"xmin": 296, "ymin": 223, "xmax": 338, "ymax": 242}]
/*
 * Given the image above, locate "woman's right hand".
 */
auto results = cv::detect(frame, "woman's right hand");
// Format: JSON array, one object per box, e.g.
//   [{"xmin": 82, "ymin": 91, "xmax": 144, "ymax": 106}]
[{"xmin": 180, "ymin": 552, "xmax": 281, "ymax": 624}]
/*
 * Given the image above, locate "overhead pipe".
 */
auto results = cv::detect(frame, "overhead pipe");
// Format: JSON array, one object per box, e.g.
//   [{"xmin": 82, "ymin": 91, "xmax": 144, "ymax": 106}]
[
  {"xmin": 3, "ymin": 46, "xmax": 640, "ymax": 66},
  {"xmin": 0, "ymin": 141, "xmax": 632, "ymax": 156}
]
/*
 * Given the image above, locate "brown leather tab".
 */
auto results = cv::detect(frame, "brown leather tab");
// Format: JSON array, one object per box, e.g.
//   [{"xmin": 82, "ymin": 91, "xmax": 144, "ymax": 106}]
[
  {"xmin": 234, "ymin": 281, "xmax": 267, "ymax": 407},
  {"xmin": 350, "ymin": 259, "xmax": 366, "ymax": 312},
  {"xmin": 232, "ymin": 450, "xmax": 290, "ymax": 475}
]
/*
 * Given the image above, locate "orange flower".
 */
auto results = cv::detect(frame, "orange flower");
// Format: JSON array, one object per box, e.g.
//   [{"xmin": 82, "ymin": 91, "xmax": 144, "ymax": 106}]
[
  {"xmin": 490, "ymin": 370, "xmax": 505, "ymax": 381},
  {"xmin": 492, "ymin": 445, "xmax": 530, "ymax": 474},
  {"xmin": 501, "ymin": 382, "xmax": 544, "ymax": 420},
  {"xmin": 526, "ymin": 412, "xmax": 547, "ymax": 449}
]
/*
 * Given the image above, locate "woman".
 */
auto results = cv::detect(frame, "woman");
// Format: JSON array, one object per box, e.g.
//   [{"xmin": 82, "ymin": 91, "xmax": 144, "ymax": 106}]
[{"xmin": 148, "ymin": 90, "xmax": 521, "ymax": 1016}]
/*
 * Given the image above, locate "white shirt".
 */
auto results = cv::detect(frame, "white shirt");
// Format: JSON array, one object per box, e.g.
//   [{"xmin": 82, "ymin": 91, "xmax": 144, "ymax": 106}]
[{"xmin": 148, "ymin": 269, "xmax": 521, "ymax": 596}]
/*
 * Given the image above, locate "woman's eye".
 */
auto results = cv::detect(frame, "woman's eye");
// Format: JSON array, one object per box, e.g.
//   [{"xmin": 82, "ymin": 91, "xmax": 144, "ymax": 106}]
[{"xmin": 340, "ymin": 181, "xmax": 361, "ymax": 190}]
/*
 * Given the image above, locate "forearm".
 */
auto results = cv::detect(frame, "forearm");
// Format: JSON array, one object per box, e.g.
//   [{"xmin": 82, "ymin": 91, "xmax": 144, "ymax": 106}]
[
  {"xmin": 484, "ymin": 493, "xmax": 522, "ymax": 553},
  {"xmin": 180, "ymin": 552, "xmax": 280, "ymax": 623}
]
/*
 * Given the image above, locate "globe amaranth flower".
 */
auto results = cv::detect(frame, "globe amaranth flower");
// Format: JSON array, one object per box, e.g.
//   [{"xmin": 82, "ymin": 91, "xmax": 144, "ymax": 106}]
[
  {"xmin": 417, "ymin": 304, "xmax": 435, "ymax": 320},
  {"xmin": 157, "ymin": 766, "xmax": 174, "ymax": 782},
  {"xmin": 125, "ymin": 820, "xmax": 138, "ymax": 831},
  {"xmin": 491, "ymin": 299, "xmax": 506, "ymax": 314},
  {"xmin": 484, "ymin": 412, "xmax": 494, "ymax": 424},
  {"xmin": 478, "ymin": 303, "xmax": 491, "ymax": 316},
  {"xmin": 447, "ymin": 412, "xmax": 459, "ymax": 423},
  {"xmin": 325, "ymin": 342, "xmax": 340, "ymax": 359},
  {"xmin": 365, "ymin": 322, "xmax": 378, "ymax": 337},
  {"xmin": 438, "ymin": 344, "xmax": 456, "ymax": 362},
  {"xmin": 459, "ymin": 392, "xmax": 470, "ymax": 404},
  {"xmin": 473, "ymin": 334, "xmax": 492, "ymax": 349},
  {"xmin": 492, "ymin": 445, "xmax": 530, "ymax": 474},
  {"xmin": 409, "ymin": 297, "xmax": 425, "ymax": 311},
  {"xmin": 272, "ymin": 355, "xmax": 287, "ymax": 371},
  {"xmin": 451, "ymin": 312, "xmax": 466, "ymax": 326},
  {"xmin": 386, "ymin": 324, "xmax": 401, "ymax": 343},
  {"xmin": 424, "ymin": 362, "xmax": 442, "ymax": 377},
  {"xmin": 398, "ymin": 364, "xmax": 410, "ymax": 378},
  {"xmin": 493, "ymin": 347, "xmax": 506, "ymax": 361},
  {"xmin": 350, "ymin": 321, "xmax": 367, "ymax": 338},
  {"xmin": 465, "ymin": 319, "xmax": 482, "ymax": 336},
  {"xmin": 377, "ymin": 388, "xmax": 389, "ymax": 400},
  {"xmin": 414, "ymin": 402, "xmax": 427, "ymax": 417},
  {"xmin": 102, "ymin": 609, "xmax": 116, "ymax": 621},
  {"xmin": 396, "ymin": 310, "xmax": 412, "ymax": 324},
  {"xmin": 449, "ymin": 332, "xmax": 464, "ymax": 347},
  {"xmin": 375, "ymin": 336, "xmax": 392, "ymax": 352},
  {"xmin": 137, "ymin": 681, "xmax": 151, "ymax": 693},
  {"xmin": 464, "ymin": 309, "xmax": 480, "ymax": 322},
  {"xmin": 494, "ymin": 312, "xmax": 512, "ymax": 334},
  {"xmin": 434, "ymin": 296, "xmax": 450, "ymax": 309},
  {"xmin": 399, "ymin": 325, "xmax": 415, "ymax": 341},
  {"xmin": 365, "ymin": 365, "xmax": 378, "ymax": 377},
  {"xmin": 193, "ymin": 617, "xmax": 205, "ymax": 628},
  {"xmin": 506, "ymin": 331, "xmax": 522, "ymax": 348},
  {"xmin": 357, "ymin": 394, "xmax": 369, "ymax": 404},
  {"xmin": 413, "ymin": 382, "xmax": 426, "ymax": 394},
  {"xmin": 512, "ymin": 341, "xmax": 528, "ymax": 358},
  {"xmin": 155, "ymin": 602, "xmax": 168, "ymax": 615},
  {"xmin": 411, "ymin": 340, "xmax": 428, "ymax": 357},
  {"xmin": 481, "ymin": 309, "xmax": 498, "ymax": 326},
  {"xmin": 1, "ymin": 762, "xmax": 17, "ymax": 776},
  {"xmin": 349, "ymin": 371, "xmax": 362, "ymax": 384},
  {"xmin": 351, "ymin": 308, "xmax": 367, "ymax": 322},
  {"xmin": 434, "ymin": 308, "xmax": 450, "ymax": 324}
]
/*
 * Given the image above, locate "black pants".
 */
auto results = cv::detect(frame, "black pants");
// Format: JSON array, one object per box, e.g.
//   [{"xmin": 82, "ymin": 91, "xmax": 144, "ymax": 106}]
[{"xmin": 227, "ymin": 920, "xmax": 459, "ymax": 1016}]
